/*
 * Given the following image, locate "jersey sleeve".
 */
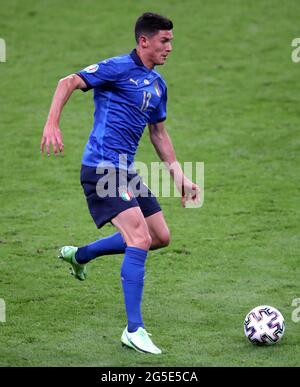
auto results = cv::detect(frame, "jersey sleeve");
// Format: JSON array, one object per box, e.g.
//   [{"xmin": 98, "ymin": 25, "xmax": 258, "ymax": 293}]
[
  {"xmin": 76, "ymin": 60, "xmax": 119, "ymax": 92},
  {"xmin": 148, "ymin": 87, "xmax": 167, "ymax": 124}
]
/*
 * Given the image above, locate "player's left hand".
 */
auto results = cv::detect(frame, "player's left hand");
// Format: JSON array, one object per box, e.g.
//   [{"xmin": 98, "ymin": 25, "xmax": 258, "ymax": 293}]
[{"xmin": 180, "ymin": 178, "xmax": 200, "ymax": 208}]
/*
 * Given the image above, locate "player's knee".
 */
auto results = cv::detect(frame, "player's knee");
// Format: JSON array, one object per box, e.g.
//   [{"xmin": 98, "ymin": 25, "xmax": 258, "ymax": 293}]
[
  {"xmin": 158, "ymin": 229, "xmax": 171, "ymax": 247},
  {"xmin": 130, "ymin": 218, "xmax": 152, "ymax": 250},
  {"xmin": 151, "ymin": 228, "xmax": 170, "ymax": 249},
  {"xmin": 126, "ymin": 224, "xmax": 152, "ymax": 250}
]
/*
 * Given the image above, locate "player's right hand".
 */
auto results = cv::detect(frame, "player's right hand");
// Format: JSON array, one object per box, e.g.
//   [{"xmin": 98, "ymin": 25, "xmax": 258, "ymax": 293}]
[
  {"xmin": 180, "ymin": 179, "xmax": 200, "ymax": 208},
  {"xmin": 40, "ymin": 124, "xmax": 64, "ymax": 156}
]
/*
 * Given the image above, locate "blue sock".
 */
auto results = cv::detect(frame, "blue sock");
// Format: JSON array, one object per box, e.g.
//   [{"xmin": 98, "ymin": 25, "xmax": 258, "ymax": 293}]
[
  {"xmin": 121, "ymin": 246, "xmax": 148, "ymax": 333},
  {"xmin": 75, "ymin": 232, "xmax": 126, "ymax": 264}
]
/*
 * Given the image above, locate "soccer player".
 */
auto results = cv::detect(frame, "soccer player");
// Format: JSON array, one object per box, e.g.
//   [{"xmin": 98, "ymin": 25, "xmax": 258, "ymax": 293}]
[{"xmin": 40, "ymin": 12, "xmax": 199, "ymax": 354}]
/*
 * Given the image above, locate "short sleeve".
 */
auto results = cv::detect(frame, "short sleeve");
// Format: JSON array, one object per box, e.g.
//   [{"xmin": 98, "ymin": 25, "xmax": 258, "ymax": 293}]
[
  {"xmin": 76, "ymin": 60, "xmax": 119, "ymax": 91},
  {"xmin": 148, "ymin": 88, "xmax": 167, "ymax": 124}
]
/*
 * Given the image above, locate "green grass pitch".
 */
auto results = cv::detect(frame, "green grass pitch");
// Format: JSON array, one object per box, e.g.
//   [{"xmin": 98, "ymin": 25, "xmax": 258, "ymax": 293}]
[{"xmin": 0, "ymin": 0, "xmax": 300, "ymax": 366}]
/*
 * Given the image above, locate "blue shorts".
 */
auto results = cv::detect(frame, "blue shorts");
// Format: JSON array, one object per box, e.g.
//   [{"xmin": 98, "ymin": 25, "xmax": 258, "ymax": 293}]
[{"xmin": 80, "ymin": 165, "xmax": 162, "ymax": 229}]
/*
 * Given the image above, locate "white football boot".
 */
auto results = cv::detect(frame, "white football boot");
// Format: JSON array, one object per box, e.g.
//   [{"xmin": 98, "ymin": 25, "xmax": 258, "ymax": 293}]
[{"xmin": 121, "ymin": 326, "xmax": 162, "ymax": 354}]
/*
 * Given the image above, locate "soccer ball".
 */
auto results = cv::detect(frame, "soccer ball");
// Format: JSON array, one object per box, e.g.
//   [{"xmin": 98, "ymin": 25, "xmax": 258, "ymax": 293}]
[{"xmin": 244, "ymin": 305, "xmax": 285, "ymax": 345}]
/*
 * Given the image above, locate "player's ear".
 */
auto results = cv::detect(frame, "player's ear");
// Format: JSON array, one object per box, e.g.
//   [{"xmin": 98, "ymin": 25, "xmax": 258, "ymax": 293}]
[{"xmin": 139, "ymin": 35, "xmax": 148, "ymax": 48}]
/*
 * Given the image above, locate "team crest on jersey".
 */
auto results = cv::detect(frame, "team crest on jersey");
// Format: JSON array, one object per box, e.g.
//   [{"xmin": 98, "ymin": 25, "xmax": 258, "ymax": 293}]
[
  {"xmin": 83, "ymin": 64, "xmax": 99, "ymax": 73},
  {"xmin": 119, "ymin": 186, "xmax": 133, "ymax": 201},
  {"xmin": 153, "ymin": 80, "xmax": 161, "ymax": 97}
]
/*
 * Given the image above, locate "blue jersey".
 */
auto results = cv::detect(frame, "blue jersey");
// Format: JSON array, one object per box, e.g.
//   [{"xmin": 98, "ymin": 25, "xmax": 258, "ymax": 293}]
[{"xmin": 77, "ymin": 49, "xmax": 167, "ymax": 169}]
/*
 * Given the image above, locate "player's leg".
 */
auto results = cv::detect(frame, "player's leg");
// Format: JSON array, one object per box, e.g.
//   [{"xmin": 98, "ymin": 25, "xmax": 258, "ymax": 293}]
[
  {"xmin": 58, "ymin": 211, "xmax": 169, "ymax": 280},
  {"xmin": 112, "ymin": 207, "xmax": 161, "ymax": 354},
  {"xmin": 112, "ymin": 206, "xmax": 150, "ymax": 334},
  {"xmin": 72, "ymin": 211, "xmax": 169, "ymax": 264}
]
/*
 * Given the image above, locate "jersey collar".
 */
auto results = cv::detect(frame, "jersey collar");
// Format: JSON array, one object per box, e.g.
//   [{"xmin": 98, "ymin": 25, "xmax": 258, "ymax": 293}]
[{"xmin": 130, "ymin": 49, "xmax": 151, "ymax": 71}]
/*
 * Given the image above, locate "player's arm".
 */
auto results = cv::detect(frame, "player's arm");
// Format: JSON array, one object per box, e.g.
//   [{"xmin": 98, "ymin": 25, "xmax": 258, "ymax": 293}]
[
  {"xmin": 40, "ymin": 74, "xmax": 87, "ymax": 156},
  {"xmin": 148, "ymin": 121, "xmax": 200, "ymax": 207}
]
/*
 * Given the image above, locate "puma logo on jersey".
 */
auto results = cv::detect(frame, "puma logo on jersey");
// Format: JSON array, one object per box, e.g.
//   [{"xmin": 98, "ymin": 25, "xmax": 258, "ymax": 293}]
[{"xmin": 129, "ymin": 78, "xmax": 139, "ymax": 86}]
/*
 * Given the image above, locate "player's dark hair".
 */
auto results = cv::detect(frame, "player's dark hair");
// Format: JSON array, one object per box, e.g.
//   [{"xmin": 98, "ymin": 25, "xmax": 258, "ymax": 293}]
[{"xmin": 135, "ymin": 12, "xmax": 173, "ymax": 43}]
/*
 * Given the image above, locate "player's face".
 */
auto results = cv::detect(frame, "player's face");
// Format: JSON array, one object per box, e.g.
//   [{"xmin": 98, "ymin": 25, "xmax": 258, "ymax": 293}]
[{"xmin": 146, "ymin": 30, "xmax": 173, "ymax": 66}]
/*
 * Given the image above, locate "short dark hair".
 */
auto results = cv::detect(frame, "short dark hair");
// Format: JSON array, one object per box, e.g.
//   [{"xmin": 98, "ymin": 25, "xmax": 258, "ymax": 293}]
[{"xmin": 135, "ymin": 12, "xmax": 173, "ymax": 43}]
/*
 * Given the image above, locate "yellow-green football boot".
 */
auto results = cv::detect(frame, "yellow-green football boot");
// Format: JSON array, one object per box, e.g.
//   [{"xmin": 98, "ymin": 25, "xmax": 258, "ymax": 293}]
[{"xmin": 58, "ymin": 246, "xmax": 87, "ymax": 281}]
